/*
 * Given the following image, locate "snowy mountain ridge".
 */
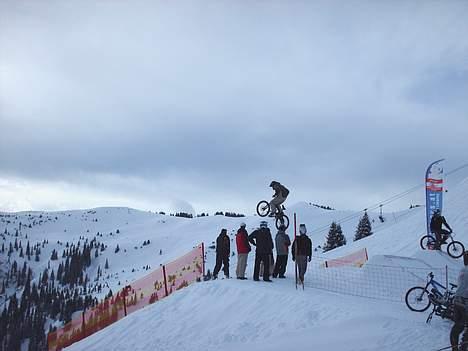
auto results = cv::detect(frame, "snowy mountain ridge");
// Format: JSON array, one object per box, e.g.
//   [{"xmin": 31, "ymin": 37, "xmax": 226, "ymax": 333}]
[{"xmin": 1, "ymin": 177, "xmax": 468, "ymax": 350}]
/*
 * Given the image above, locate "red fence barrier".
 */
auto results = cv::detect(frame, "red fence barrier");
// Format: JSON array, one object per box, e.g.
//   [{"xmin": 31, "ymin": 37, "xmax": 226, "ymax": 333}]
[
  {"xmin": 324, "ymin": 248, "xmax": 369, "ymax": 268},
  {"xmin": 47, "ymin": 244, "xmax": 204, "ymax": 350}
]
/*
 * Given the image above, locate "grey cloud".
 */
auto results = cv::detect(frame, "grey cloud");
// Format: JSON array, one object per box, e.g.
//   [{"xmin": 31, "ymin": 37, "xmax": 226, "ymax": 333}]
[{"xmin": 1, "ymin": 1, "xmax": 468, "ymax": 213}]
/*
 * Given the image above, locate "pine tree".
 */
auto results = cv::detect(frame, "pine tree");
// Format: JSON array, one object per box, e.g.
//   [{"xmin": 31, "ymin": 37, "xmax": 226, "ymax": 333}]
[
  {"xmin": 334, "ymin": 224, "xmax": 346, "ymax": 247},
  {"xmin": 354, "ymin": 212, "xmax": 373, "ymax": 241},
  {"xmin": 323, "ymin": 222, "xmax": 347, "ymax": 252},
  {"xmin": 51, "ymin": 249, "xmax": 58, "ymax": 260},
  {"xmin": 105, "ymin": 259, "xmax": 109, "ymax": 269}
]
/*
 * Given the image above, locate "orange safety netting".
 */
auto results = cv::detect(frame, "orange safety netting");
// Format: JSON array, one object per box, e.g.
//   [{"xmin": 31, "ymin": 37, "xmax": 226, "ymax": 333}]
[{"xmin": 48, "ymin": 244, "xmax": 204, "ymax": 351}]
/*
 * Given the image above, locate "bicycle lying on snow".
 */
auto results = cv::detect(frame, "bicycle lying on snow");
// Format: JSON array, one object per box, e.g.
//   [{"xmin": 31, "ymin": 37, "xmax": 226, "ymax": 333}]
[
  {"xmin": 405, "ymin": 272, "xmax": 456, "ymax": 323},
  {"xmin": 256, "ymin": 200, "xmax": 290, "ymax": 229},
  {"xmin": 420, "ymin": 232, "xmax": 465, "ymax": 259}
]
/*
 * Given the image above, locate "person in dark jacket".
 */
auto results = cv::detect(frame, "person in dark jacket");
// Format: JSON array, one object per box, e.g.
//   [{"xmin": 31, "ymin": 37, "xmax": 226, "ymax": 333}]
[
  {"xmin": 291, "ymin": 224, "xmax": 312, "ymax": 284},
  {"xmin": 430, "ymin": 209, "xmax": 453, "ymax": 250},
  {"xmin": 268, "ymin": 181, "xmax": 289, "ymax": 217},
  {"xmin": 273, "ymin": 225, "xmax": 290, "ymax": 278},
  {"xmin": 235, "ymin": 223, "xmax": 251, "ymax": 280},
  {"xmin": 450, "ymin": 251, "xmax": 468, "ymax": 351},
  {"xmin": 248, "ymin": 221, "xmax": 274, "ymax": 282},
  {"xmin": 213, "ymin": 228, "xmax": 230, "ymax": 279}
]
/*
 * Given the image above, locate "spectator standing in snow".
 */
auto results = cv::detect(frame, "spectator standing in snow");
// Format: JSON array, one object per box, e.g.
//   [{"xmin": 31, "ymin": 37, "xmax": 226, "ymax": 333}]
[
  {"xmin": 273, "ymin": 224, "xmax": 291, "ymax": 278},
  {"xmin": 213, "ymin": 229, "xmax": 230, "ymax": 279},
  {"xmin": 249, "ymin": 221, "xmax": 274, "ymax": 282},
  {"xmin": 291, "ymin": 224, "xmax": 312, "ymax": 284},
  {"xmin": 235, "ymin": 223, "xmax": 251, "ymax": 280},
  {"xmin": 450, "ymin": 251, "xmax": 468, "ymax": 350}
]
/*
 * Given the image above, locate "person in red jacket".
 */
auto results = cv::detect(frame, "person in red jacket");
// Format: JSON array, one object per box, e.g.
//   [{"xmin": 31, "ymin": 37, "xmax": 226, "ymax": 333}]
[{"xmin": 235, "ymin": 223, "xmax": 251, "ymax": 280}]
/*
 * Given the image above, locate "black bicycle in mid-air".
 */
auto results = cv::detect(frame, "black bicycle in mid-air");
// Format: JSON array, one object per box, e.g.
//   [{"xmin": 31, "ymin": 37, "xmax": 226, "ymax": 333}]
[{"xmin": 256, "ymin": 200, "xmax": 290, "ymax": 229}]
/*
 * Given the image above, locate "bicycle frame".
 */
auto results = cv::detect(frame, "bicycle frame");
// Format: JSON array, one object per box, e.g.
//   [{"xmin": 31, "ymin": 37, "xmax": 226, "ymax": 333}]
[
  {"xmin": 424, "ymin": 272, "xmax": 456, "ymax": 323},
  {"xmin": 424, "ymin": 274, "xmax": 447, "ymax": 296},
  {"xmin": 427, "ymin": 233, "xmax": 456, "ymax": 245}
]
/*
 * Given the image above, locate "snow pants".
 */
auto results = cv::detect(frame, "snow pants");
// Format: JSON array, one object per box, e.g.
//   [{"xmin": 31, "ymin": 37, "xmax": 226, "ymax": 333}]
[
  {"xmin": 450, "ymin": 299, "xmax": 467, "ymax": 349},
  {"xmin": 434, "ymin": 229, "xmax": 450, "ymax": 249},
  {"xmin": 213, "ymin": 254, "xmax": 229, "ymax": 278},
  {"xmin": 296, "ymin": 255, "xmax": 308, "ymax": 282},
  {"xmin": 260, "ymin": 254, "xmax": 274, "ymax": 277},
  {"xmin": 254, "ymin": 253, "xmax": 271, "ymax": 281},
  {"xmin": 273, "ymin": 254, "xmax": 288, "ymax": 277},
  {"xmin": 270, "ymin": 196, "xmax": 286, "ymax": 215},
  {"xmin": 236, "ymin": 253, "xmax": 248, "ymax": 278}
]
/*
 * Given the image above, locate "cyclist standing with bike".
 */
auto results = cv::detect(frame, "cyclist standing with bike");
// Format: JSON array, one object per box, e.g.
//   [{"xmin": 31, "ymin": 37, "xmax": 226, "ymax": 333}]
[
  {"xmin": 268, "ymin": 181, "xmax": 289, "ymax": 217},
  {"xmin": 450, "ymin": 251, "xmax": 468, "ymax": 351},
  {"xmin": 430, "ymin": 209, "xmax": 453, "ymax": 250}
]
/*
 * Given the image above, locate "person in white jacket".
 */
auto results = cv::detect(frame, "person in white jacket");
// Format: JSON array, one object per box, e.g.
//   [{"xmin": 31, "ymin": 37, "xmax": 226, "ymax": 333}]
[{"xmin": 450, "ymin": 251, "xmax": 468, "ymax": 351}]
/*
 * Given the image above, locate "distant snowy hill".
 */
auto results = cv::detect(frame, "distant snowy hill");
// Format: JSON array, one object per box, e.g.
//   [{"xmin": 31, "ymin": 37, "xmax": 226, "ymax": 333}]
[{"xmin": 1, "ymin": 177, "xmax": 468, "ymax": 350}]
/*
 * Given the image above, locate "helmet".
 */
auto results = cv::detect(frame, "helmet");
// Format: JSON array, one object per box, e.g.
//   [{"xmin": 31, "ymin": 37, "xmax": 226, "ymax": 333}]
[
  {"xmin": 260, "ymin": 221, "xmax": 268, "ymax": 228},
  {"xmin": 240, "ymin": 222, "xmax": 246, "ymax": 228},
  {"xmin": 269, "ymin": 181, "xmax": 279, "ymax": 187},
  {"xmin": 433, "ymin": 209, "xmax": 441, "ymax": 215}
]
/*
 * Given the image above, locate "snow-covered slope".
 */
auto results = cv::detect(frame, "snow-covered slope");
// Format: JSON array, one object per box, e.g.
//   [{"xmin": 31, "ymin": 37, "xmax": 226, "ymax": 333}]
[
  {"xmin": 1, "ymin": 177, "xmax": 468, "ymax": 350},
  {"xmin": 66, "ymin": 278, "xmax": 450, "ymax": 351}
]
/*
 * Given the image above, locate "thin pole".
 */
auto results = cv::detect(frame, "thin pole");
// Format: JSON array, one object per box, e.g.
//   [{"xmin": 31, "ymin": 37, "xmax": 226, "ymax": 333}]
[
  {"xmin": 294, "ymin": 213, "xmax": 298, "ymax": 290},
  {"xmin": 123, "ymin": 288, "xmax": 128, "ymax": 316},
  {"xmin": 201, "ymin": 242, "xmax": 205, "ymax": 277},
  {"xmin": 446, "ymin": 265, "xmax": 448, "ymax": 291},
  {"xmin": 162, "ymin": 265, "xmax": 169, "ymax": 297},
  {"xmin": 81, "ymin": 310, "xmax": 86, "ymax": 340}
]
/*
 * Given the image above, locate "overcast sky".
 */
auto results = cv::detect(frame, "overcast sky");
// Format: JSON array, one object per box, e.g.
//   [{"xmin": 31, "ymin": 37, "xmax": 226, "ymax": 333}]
[{"xmin": 1, "ymin": 0, "xmax": 468, "ymax": 214}]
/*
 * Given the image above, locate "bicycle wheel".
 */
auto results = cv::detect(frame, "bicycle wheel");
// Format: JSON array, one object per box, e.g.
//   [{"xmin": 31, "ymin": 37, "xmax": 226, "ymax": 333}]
[
  {"xmin": 447, "ymin": 241, "xmax": 465, "ymax": 259},
  {"xmin": 420, "ymin": 235, "xmax": 435, "ymax": 250},
  {"xmin": 405, "ymin": 287, "xmax": 431, "ymax": 312},
  {"xmin": 275, "ymin": 214, "xmax": 290, "ymax": 230},
  {"xmin": 256, "ymin": 201, "xmax": 270, "ymax": 217}
]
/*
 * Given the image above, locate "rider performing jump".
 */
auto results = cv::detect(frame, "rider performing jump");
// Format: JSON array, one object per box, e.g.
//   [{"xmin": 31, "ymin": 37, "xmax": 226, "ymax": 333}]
[
  {"xmin": 430, "ymin": 209, "xmax": 453, "ymax": 250},
  {"xmin": 268, "ymin": 181, "xmax": 289, "ymax": 218}
]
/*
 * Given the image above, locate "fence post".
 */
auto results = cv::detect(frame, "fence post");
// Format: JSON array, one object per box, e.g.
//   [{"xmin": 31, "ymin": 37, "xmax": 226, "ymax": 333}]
[
  {"xmin": 81, "ymin": 310, "xmax": 85, "ymax": 339},
  {"xmin": 162, "ymin": 265, "xmax": 169, "ymax": 297},
  {"xmin": 294, "ymin": 213, "xmax": 298, "ymax": 289},
  {"xmin": 201, "ymin": 242, "xmax": 205, "ymax": 277},
  {"xmin": 446, "ymin": 265, "xmax": 448, "ymax": 291},
  {"xmin": 123, "ymin": 289, "xmax": 127, "ymax": 317}
]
